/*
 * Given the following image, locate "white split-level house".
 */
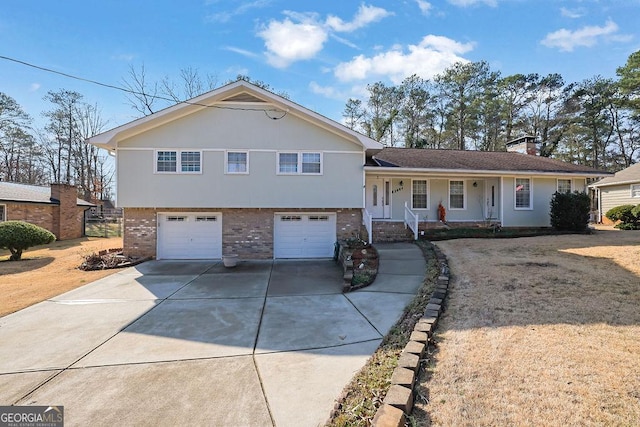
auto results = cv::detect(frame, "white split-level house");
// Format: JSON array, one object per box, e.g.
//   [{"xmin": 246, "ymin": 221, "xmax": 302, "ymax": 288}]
[{"xmin": 88, "ymin": 81, "xmax": 609, "ymax": 260}]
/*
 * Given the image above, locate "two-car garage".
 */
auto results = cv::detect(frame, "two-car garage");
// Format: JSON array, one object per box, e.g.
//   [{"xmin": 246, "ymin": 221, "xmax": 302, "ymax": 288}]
[{"xmin": 156, "ymin": 212, "xmax": 337, "ymax": 260}]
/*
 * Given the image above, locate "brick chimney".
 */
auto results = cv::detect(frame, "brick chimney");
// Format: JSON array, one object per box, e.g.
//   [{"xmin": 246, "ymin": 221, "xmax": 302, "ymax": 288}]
[
  {"xmin": 506, "ymin": 135, "xmax": 537, "ymax": 155},
  {"xmin": 50, "ymin": 183, "xmax": 81, "ymax": 240}
]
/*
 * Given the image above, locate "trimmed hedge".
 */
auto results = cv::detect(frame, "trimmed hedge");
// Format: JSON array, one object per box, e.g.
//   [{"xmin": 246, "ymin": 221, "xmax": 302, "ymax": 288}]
[
  {"xmin": 0, "ymin": 221, "xmax": 56, "ymax": 261},
  {"xmin": 549, "ymin": 191, "xmax": 591, "ymax": 231},
  {"xmin": 605, "ymin": 204, "xmax": 640, "ymax": 230}
]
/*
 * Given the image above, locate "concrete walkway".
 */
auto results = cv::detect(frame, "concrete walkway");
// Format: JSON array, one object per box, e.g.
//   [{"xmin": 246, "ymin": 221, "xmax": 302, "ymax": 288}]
[{"xmin": 0, "ymin": 243, "xmax": 425, "ymax": 427}]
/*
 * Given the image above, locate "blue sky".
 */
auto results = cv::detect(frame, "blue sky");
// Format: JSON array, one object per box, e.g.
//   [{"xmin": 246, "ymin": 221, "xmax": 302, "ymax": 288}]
[{"xmin": 1, "ymin": 0, "xmax": 639, "ymax": 130}]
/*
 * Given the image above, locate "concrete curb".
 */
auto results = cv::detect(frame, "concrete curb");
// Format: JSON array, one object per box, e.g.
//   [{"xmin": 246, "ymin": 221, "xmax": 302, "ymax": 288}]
[{"xmin": 371, "ymin": 243, "xmax": 450, "ymax": 427}]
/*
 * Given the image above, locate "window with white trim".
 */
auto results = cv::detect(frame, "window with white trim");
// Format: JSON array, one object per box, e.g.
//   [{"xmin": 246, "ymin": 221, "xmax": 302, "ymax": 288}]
[
  {"xmin": 412, "ymin": 180, "xmax": 428, "ymax": 209},
  {"xmin": 181, "ymin": 151, "xmax": 201, "ymax": 173},
  {"xmin": 278, "ymin": 153, "xmax": 298, "ymax": 173},
  {"xmin": 226, "ymin": 151, "xmax": 248, "ymax": 174},
  {"xmin": 278, "ymin": 152, "xmax": 322, "ymax": 175},
  {"xmin": 515, "ymin": 178, "xmax": 532, "ymax": 209},
  {"xmin": 157, "ymin": 151, "xmax": 177, "ymax": 172},
  {"xmin": 0, "ymin": 204, "xmax": 5, "ymax": 221},
  {"xmin": 557, "ymin": 179, "xmax": 572, "ymax": 193},
  {"xmin": 302, "ymin": 153, "xmax": 321, "ymax": 174},
  {"xmin": 631, "ymin": 184, "xmax": 640, "ymax": 198},
  {"xmin": 449, "ymin": 180, "xmax": 465, "ymax": 209},
  {"xmin": 156, "ymin": 150, "xmax": 202, "ymax": 173}
]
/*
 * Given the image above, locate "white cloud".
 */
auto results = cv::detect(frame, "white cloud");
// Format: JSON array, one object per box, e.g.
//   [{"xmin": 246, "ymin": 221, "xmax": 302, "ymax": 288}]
[
  {"xmin": 541, "ymin": 19, "xmax": 622, "ymax": 52},
  {"xmin": 330, "ymin": 33, "xmax": 360, "ymax": 49},
  {"xmin": 206, "ymin": 0, "xmax": 270, "ymax": 23},
  {"xmin": 309, "ymin": 81, "xmax": 344, "ymax": 99},
  {"xmin": 111, "ymin": 53, "xmax": 136, "ymax": 61},
  {"xmin": 326, "ymin": 4, "xmax": 393, "ymax": 33},
  {"xmin": 225, "ymin": 66, "xmax": 249, "ymax": 76},
  {"xmin": 447, "ymin": 0, "xmax": 497, "ymax": 7},
  {"xmin": 560, "ymin": 7, "xmax": 585, "ymax": 19},
  {"xmin": 257, "ymin": 5, "xmax": 392, "ymax": 68},
  {"xmin": 416, "ymin": 0, "xmax": 432, "ymax": 15},
  {"xmin": 258, "ymin": 17, "xmax": 328, "ymax": 68},
  {"xmin": 29, "ymin": 83, "xmax": 41, "ymax": 92},
  {"xmin": 334, "ymin": 35, "xmax": 475, "ymax": 84},
  {"xmin": 223, "ymin": 46, "xmax": 261, "ymax": 59}
]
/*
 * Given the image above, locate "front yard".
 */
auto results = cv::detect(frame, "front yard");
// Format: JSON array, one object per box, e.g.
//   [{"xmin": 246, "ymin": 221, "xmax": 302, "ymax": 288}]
[
  {"xmin": 413, "ymin": 228, "xmax": 640, "ymax": 426},
  {"xmin": 0, "ymin": 237, "xmax": 123, "ymax": 317}
]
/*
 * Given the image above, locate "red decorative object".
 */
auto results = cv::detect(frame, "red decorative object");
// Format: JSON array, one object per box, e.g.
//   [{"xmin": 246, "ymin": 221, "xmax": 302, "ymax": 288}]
[{"xmin": 438, "ymin": 202, "xmax": 446, "ymax": 222}]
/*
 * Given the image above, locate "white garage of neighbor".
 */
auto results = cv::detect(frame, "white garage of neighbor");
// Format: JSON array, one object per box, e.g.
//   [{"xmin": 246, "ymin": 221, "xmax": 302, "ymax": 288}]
[
  {"xmin": 156, "ymin": 213, "xmax": 222, "ymax": 260},
  {"xmin": 273, "ymin": 213, "xmax": 337, "ymax": 259}
]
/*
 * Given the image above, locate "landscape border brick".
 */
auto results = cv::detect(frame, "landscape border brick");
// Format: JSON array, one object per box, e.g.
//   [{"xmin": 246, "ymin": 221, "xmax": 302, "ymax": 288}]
[{"xmin": 372, "ymin": 241, "xmax": 450, "ymax": 426}]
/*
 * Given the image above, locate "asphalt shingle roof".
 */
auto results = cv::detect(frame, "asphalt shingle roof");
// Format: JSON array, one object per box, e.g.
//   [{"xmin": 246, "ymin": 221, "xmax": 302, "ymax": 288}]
[
  {"xmin": 371, "ymin": 148, "xmax": 610, "ymax": 176},
  {"xmin": 589, "ymin": 162, "xmax": 640, "ymax": 187},
  {"xmin": 0, "ymin": 181, "xmax": 94, "ymax": 206}
]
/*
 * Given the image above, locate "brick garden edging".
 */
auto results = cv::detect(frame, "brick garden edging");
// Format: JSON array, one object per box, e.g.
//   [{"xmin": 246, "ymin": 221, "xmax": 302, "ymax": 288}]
[
  {"xmin": 371, "ymin": 244, "xmax": 450, "ymax": 426},
  {"xmin": 335, "ymin": 240, "xmax": 379, "ymax": 292}
]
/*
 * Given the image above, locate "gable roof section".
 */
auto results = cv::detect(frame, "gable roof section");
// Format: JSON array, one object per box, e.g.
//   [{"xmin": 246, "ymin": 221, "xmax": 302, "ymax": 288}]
[
  {"xmin": 369, "ymin": 148, "xmax": 610, "ymax": 177},
  {"xmin": 589, "ymin": 162, "xmax": 640, "ymax": 187},
  {"xmin": 0, "ymin": 182, "xmax": 94, "ymax": 206},
  {"xmin": 87, "ymin": 80, "xmax": 382, "ymax": 151}
]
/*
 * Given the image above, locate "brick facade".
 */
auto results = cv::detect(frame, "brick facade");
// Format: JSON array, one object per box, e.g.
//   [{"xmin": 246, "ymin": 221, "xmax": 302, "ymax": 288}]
[
  {"xmin": 369, "ymin": 220, "xmax": 501, "ymax": 242},
  {"xmin": 222, "ymin": 208, "xmax": 274, "ymax": 259},
  {"xmin": 5, "ymin": 184, "xmax": 87, "ymax": 240},
  {"xmin": 123, "ymin": 207, "xmax": 363, "ymax": 259},
  {"xmin": 123, "ymin": 208, "xmax": 159, "ymax": 258},
  {"xmin": 6, "ymin": 203, "xmax": 55, "ymax": 232},
  {"xmin": 51, "ymin": 183, "xmax": 84, "ymax": 240}
]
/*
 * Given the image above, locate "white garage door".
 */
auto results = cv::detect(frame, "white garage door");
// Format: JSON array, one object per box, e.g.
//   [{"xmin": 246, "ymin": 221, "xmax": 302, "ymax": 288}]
[
  {"xmin": 274, "ymin": 213, "xmax": 336, "ymax": 258},
  {"xmin": 157, "ymin": 213, "xmax": 222, "ymax": 260}
]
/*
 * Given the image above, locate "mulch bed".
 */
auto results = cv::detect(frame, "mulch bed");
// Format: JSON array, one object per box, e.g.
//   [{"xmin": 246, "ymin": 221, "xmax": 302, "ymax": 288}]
[{"xmin": 347, "ymin": 244, "xmax": 379, "ymax": 290}]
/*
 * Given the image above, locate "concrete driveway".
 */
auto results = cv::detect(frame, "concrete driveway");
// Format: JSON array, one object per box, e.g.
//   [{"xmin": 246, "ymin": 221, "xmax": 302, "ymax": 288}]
[{"xmin": 0, "ymin": 243, "xmax": 426, "ymax": 427}]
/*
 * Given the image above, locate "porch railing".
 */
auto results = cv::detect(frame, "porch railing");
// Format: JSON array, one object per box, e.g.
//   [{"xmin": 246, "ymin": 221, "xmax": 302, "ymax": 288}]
[
  {"xmin": 362, "ymin": 208, "xmax": 373, "ymax": 244},
  {"xmin": 404, "ymin": 202, "xmax": 419, "ymax": 240}
]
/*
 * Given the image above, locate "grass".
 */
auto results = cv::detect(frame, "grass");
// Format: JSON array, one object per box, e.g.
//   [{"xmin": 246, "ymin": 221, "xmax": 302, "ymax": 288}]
[
  {"xmin": 85, "ymin": 221, "xmax": 123, "ymax": 238},
  {"xmin": 412, "ymin": 228, "xmax": 640, "ymax": 426},
  {"xmin": 327, "ymin": 241, "xmax": 439, "ymax": 426},
  {"xmin": 0, "ymin": 236, "xmax": 123, "ymax": 317}
]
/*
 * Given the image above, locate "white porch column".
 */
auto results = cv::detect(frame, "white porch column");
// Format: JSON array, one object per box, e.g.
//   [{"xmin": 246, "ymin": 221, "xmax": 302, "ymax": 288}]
[{"xmin": 500, "ymin": 176, "xmax": 505, "ymax": 226}]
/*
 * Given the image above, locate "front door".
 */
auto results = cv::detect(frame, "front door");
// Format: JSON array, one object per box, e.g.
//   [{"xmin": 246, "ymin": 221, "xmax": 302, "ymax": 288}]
[
  {"xmin": 366, "ymin": 178, "xmax": 391, "ymax": 219},
  {"xmin": 484, "ymin": 178, "xmax": 500, "ymax": 221}
]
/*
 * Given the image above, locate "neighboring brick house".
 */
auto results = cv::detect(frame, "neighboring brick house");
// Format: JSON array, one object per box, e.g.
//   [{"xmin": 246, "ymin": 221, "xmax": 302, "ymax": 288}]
[
  {"xmin": 0, "ymin": 182, "xmax": 94, "ymax": 240},
  {"xmin": 589, "ymin": 162, "xmax": 640, "ymax": 224}
]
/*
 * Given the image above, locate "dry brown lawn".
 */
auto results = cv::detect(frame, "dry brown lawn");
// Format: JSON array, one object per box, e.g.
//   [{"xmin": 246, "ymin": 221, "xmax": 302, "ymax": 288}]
[
  {"xmin": 0, "ymin": 237, "xmax": 123, "ymax": 317},
  {"xmin": 414, "ymin": 227, "xmax": 640, "ymax": 427}
]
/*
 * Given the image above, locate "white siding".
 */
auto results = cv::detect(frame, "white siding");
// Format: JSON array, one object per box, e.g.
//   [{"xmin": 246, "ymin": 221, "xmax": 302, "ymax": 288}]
[
  {"xmin": 502, "ymin": 177, "xmax": 557, "ymax": 227},
  {"xmin": 600, "ymin": 184, "xmax": 640, "ymax": 215},
  {"xmin": 116, "ymin": 107, "xmax": 364, "ymax": 208},
  {"xmin": 387, "ymin": 178, "xmax": 494, "ymax": 223}
]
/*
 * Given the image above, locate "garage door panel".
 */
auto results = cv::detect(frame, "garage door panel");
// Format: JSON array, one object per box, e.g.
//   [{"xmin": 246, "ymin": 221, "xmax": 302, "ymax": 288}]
[
  {"xmin": 274, "ymin": 214, "xmax": 336, "ymax": 259},
  {"xmin": 157, "ymin": 213, "xmax": 222, "ymax": 260}
]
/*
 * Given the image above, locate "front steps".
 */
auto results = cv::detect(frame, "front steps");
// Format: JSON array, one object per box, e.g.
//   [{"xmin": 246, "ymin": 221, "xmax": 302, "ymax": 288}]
[{"xmin": 370, "ymin": 221, "xmax": 414, "ymax": 242}]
